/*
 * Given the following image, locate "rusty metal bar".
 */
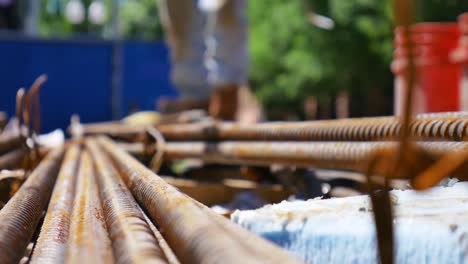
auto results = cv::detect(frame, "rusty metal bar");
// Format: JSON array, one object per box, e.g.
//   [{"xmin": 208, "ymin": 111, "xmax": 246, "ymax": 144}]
[
  {"xmin": 0, "ymin": 148, "xmax": 27, "ymax": 170},
  {"xmin": 0, "ymin": 147, "xmax": 64, "ymax": 264},
  {"xmin": 0, "ymin": 133, "xmax": 22, "ymax": 154},
  {"xmin": 86, "ymin": 139, "xmax": 168, "ymax": 263},
  {"xmin": 76, "ymin": 111, "xmax": 467, "ymax": 142},
  {"xmin": 69, "ymin": 110, "xmax": 208, "ymax": 139},
  {"xmin": 116, "ymin": 141, "xmax": 152, "ymax": 156},
  {"xmin": 74, "ymin": 122, "xmax": 146, "ymax": 139},
  {"xmin": 30, "ymin": 143, "xmax": 81, "ymax": 264},
  {"xmin": 189, "ymin": 196, "xmax": 308, "ymax": 260},
  {"xmin": 0, "ymin": 112, "xmax": 6, "ymax": 132},
  {"xmin": 158, "ymin": 112, "xmax": 467, "ymax": 141},
  {"xmin": 159, "ymin": 141, "xmax": 468, "ymax": 178},
  {"xmin": 139, "ymin": 205, "xmax": 181, "ymax": 264},
  {"xmin": 97, "ymin": 136, "xmax": 303, "ymax": 264},
  {"xmin": 66, "ymin": 150, "xmax": 114, "ymax": 264}
]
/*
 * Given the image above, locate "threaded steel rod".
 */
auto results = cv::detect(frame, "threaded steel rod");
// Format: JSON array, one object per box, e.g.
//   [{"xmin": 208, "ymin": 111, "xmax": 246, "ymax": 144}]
[
  {"xmin": 0, "ymin": 112, "xmax": 6, "ymax": 132},
  {"xmin": 139, "ymin": 205, "xmax": 180, "ymax": 264},
  {"xmin": 0, "ymin": 147, "xmax": 64, "ymax": 264},
  {"xmin": 0, "ymin": 148, "xmax": 27, "ymax": 170},
  {"xmin": 189, "ymin": 196, "xmax": 306, "ymax": 262},
  {"xmin": 97, "ymin": 136, "xmax": 303, "ymax": 264},
  {"xmin": 86, "ymin": 139, "xmax": 168, "ymax": 264},
  {"xmin": 158, "ymin": 113, "xmax": 467, "ymax": 142},
  {"xmin": 0, "ymin": 134, "xmax": 22, "ymax": 154},
  {"xmin": 160, "ymin": 141, "xmax": 468, "ymax": 178},
  {"xmin": 66, "ymin": 150, "xmax": 114, "ymax": 264},
  {"xmin": 76, "ymin": 112, "xmax": 467, "ymax": 142},
  {"xmin": 30, "ymin": 143, "xmax": 81, "ymax": 264}
]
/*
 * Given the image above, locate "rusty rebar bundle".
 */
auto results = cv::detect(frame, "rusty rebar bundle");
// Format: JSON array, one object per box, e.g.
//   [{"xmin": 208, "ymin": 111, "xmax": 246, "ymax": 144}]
[
  {"xmin": 157, "ymin": 141, "xmax": 467, "ymax": 178},
  {"xmin": 30, "ymin": 144, "xmax": 81, "ymax": 264},
  {"xmin": 86, "ymin": 139, "xmax": 168, "ymax": 264},
  {"xmin": 97, "ymin": 136, "xmax": 303, "ymax": 264},
  {"xmin": 0, "ymin": 147, "xmax": 64, "ymax": 264},
  {"xmin": 66, "ymin": 150, "xmax": 114, "ymax": 264}
]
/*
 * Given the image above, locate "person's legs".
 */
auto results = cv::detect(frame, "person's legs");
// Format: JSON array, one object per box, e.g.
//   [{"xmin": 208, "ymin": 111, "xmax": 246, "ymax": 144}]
[
  {"xmin": 158, "ymin": 0, "xmax": 260, "ymax": 121},
  {"xmin": 203, "ymin": 0, "xmax": 261, "ymax": 122},
  {"xmin": 158, "ymin": 0, "xmax": 210, "ymax": 99},
  {"xmin": 205, "ymin": 0, "xmax": 248, "ymax": 88}
]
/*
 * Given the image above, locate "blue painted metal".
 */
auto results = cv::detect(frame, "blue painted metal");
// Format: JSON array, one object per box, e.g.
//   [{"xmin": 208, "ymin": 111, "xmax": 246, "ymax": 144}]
[
  {"xmin": 121, "ymin": 41, "xmax": 178, "ymax": 116},
  {"xmin": 0, "ymin": 36, "xmax": 176, "ymax": 133}
]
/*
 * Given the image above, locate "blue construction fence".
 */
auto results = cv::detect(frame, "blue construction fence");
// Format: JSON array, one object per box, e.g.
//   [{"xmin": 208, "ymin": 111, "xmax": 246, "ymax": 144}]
[{"xmin": 0, "ymin": 36, "xmax": 178, "ymax": 133}]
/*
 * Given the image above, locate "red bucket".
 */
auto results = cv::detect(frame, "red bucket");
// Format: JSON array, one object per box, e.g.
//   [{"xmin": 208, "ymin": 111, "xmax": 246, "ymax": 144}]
[
  {"xmin": 450, "ymin": 13, "xmax": 468, "ymax": 110},
  {"xmin": 392, "ymin": 23, "xmax": 461, "ymax": 114}
]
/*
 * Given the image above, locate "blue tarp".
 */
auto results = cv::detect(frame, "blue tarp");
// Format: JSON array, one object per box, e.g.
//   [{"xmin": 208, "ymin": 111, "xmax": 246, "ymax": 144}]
[{"xmin": 0, "ymin": 37, "xmax": 176, "ymax": 133}]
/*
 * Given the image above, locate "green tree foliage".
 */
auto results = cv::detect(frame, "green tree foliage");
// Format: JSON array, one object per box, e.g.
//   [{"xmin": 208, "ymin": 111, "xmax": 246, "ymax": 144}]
[
  {"xmin": 39, "ymin": 0, "xmax": 74, "ymax": 36},
  {"xmin": 248, "ymin": 0, "xmax": 467, "ymax": 117},
  {"xmin": 120, "ymin": 0, "xmax": 163, "ymax": 40},
  {"xmin": 38, "ymin": 0, "xmax": 163, "ymax": 40},
  {"xmin": 248, "ymin": 0, "xmax": 395, "ymax": 116}
]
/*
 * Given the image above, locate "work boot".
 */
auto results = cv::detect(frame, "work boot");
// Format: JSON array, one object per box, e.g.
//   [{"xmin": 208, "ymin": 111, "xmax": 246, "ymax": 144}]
[
  {"xmin": 210, "ymin": 84, "xmax": 263, "ymax": 123},
  {"xmin": 209, "ymin": 84, "xmax": 239, "ymax": 121}
]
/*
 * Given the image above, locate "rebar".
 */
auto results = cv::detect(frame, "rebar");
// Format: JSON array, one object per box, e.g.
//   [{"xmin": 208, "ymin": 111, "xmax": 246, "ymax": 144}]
[
  {"xmin": 30, "ymin": 143, "xmax": 81, "ymax": 264},
  {"xmin": 86, "ymin": 139, "xmax": 168, "ymax": 264},
  {"xmin": 139, "ymin": 205, "xmax": 181, "ymax": 264},
  {"xmin": 72, "ymin": 110, "xmax": 208, "ymax": 138},
  {"xmin": 0, "ymin": 133, "xmax": 22, "ymax": 154},
  {"xmin": 75, "ymin": 111, "xmax": 467, "ymax": 142},
  {"xmin": 0, "ymin": 112, "xmax": 6, "ymax": 132},
  {"xmin": 0, "ymin": 147, "xmax": 64, "ymax": 264},
  {"xmin": 97, "ymin": 136, "xmax": 303, "ymax": 264},
  {"xmin": 74, "ymin": 122, "xmax": 146, "ymax": 140},
  {"xmin": 157, "ymin": 112, "xmax": 467, "ymax": 142},
  {"xmin": 0, "ymin": 148, "xmax": 27, "ymax": 170},
  {"xmin": 190, "ymin": 197, "xmax": 309, "ymax": 260},
  {"xmin": 159, "ymin": 141, "xmax": 468, "ymax": 178},
  {"xmin": 117, "ymin": 141, "xmax": 152, "ymax": 157},
  {"xmin": 66, "ymin": 150, "xmax": 114, "ymax": 264}
]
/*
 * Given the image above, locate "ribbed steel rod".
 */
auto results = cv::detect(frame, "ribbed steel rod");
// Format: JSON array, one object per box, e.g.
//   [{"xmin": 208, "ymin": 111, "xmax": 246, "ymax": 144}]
[
  {"xmin": 160, "ymin": 141, "xmax": 468, "ymax": 178},
  {"xmin": 158, "ymin": 113, "xmax": 467, "ymax": 141},
  {"xmin": 76, "ymin": 123, "xmax": 146, "ymax": 140},
  {"xmin": 66, "ymin": 150, "xmax": 114, "ymax": 264},
  {"xmin": 97, "ymin": 136, "xmax": 303, "ymax": 264},
  {"xmin": 0, "ymin": 147, "xmax": 64, "ymax": 264},
  {"xmin": 0, "ymin": 112, "xmax": 6, "ymax": 132},
  {"xmin": 30, "ymin": 143, "xmax": 81, "ymax": 264},
  {"xmin": 0, "ymin": 147, "xmax": 27, "ymax": 170},
  {"xmin": 76, "ymin": 111, "xmax": 467, "ymax": 142},
  {"xmin": 71, "ymin": 110, "xmax": 207, "ymax": 137},
  {"xmin": 189, "ymin": 197, "xmax": 306, "ymax": 261},
  {"xmin": 0, "ymin": 133, "xmax": 22, "ymax": 154},
  {"xmin": 140, "ymin": 205, "xmax": 180, "ymax": 264},
  {"xmin": 86, "ymin": 139, "xmax": 168, "ymax": 264}
]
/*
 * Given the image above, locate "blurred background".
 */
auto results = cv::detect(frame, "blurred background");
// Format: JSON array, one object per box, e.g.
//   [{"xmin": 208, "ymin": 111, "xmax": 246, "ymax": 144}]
[{"xmin": 0, "ymin": 0, "xmax": 466, "ymax": 132}]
